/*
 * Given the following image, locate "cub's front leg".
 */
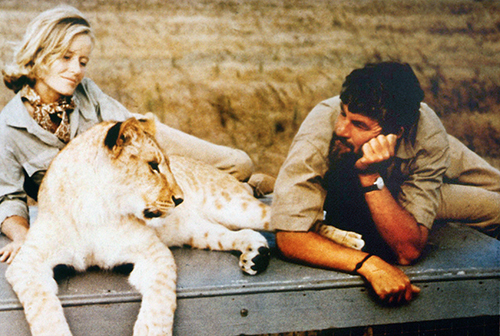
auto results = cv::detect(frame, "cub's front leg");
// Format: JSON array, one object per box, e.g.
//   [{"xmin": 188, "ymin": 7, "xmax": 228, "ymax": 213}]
[
  {"xmin": 7, "ymin": 244, "xmax": 72, "ymax": 336},
  {"xmin": 128, "ymin": 240, "xmax": 177, "ymax": 336}
]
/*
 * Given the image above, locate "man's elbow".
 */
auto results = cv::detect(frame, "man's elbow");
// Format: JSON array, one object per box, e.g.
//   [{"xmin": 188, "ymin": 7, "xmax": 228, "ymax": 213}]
[
  {"xmin": 396, "ymin": 247, "xmax": 423, "ymax": 265},
  {"xmin": 395, "ymin": 236, "xmax": 428, "ymax": 265},
  {"xmin": 395, "ymin": 224, "xmax": 429, "ymax": 265}
]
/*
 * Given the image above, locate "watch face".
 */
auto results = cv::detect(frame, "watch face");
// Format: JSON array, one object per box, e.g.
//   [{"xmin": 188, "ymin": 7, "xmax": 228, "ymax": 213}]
[{"xmin": 375, "ymin": 177, "xmax": 384, "ymax": 190}]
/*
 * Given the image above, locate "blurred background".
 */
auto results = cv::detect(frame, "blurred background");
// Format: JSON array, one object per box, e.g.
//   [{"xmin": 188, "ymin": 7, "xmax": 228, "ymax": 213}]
[{"xmin": 1, "ymin": 0, "xmax": 499, "ymax": 176}]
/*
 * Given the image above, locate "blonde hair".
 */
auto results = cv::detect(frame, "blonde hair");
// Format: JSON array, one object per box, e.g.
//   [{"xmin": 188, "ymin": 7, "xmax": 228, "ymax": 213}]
[{"xmin": 3, "ymin": 5, "xmax": 95, "ymax": 93}]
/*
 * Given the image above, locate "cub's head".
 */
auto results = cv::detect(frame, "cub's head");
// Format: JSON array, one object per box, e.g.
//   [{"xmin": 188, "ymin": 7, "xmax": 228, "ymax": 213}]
[{"xmin": 103, "ymin": 114, "xmax": 184, "ymax": 226}]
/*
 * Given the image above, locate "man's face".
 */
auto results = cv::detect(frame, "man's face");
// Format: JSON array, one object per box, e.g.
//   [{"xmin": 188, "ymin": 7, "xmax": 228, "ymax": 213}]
[{"xmin": 334, "ymin": 103, "xmax": 383, "ymax": 155}]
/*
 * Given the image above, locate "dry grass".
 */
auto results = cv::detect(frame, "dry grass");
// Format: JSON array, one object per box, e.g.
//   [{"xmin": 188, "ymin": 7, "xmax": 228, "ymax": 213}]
[{"xmin": 1, "ymin": 0, "xmax": 500, "ymax": 175}]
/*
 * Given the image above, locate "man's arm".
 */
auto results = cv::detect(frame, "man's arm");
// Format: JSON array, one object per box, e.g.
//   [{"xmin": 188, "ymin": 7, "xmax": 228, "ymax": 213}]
[
  {"xmin": 0, "ymin": 216, "xmax": 29, "ymax": 263},
  {"xmin": 360, "ymin": 173, "xmax": 429, "ymax": 264},
  {"xmin": 276, "ymin": 230, "xmax": 420, "ymax": 303},
  {"xmin": 356, "ymin": 135, "xmax": 428, "ymax": 265}
]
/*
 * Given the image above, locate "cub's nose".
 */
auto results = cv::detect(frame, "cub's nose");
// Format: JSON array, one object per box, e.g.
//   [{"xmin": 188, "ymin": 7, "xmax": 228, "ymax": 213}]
[{"xmin": 173, "ymin": 196, "xmax": 183, "ymax": 207}]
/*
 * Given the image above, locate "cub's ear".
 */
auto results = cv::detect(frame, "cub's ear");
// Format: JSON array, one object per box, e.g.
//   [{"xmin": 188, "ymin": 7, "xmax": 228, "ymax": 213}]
[
  {"xmin": 104, "ymin": 118, "xmax": 141, "ymax": 157},
  {"xmin": 137, "ymin": 112, "xmax": 157, "ymax": 138}
]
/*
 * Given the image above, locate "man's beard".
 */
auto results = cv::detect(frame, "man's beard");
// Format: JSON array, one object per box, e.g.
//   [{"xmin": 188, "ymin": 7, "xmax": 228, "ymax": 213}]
[{"xmin": 328, "ymin": 134, "xmax": 360, "ymax": 168}]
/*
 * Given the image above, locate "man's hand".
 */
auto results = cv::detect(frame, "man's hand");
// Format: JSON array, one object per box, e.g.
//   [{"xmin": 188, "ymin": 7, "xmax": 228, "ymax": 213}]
[
  {"xmin": 357, "ymin": 254, "xmax": 420, "ymax": 304},
  {"xmin": 355, "ymin": 134, "xmax": 398, "ymax": 172},
  {"xmin": 277, "ymin": 231, "xmax": 421, "ymax": 304}
]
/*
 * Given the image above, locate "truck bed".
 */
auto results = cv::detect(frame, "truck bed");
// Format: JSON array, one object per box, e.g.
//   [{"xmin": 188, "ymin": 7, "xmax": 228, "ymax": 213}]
[{"xmin": 0, "ymin": 207, "xmax": 498, "ymax": 335}]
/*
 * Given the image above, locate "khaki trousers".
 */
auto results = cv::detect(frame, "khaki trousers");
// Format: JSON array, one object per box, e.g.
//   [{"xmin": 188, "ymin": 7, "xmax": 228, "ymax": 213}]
[
  {"xmin": 437, "ymin": 135, "xmax": 500, "ymax": 237},
  {"xmin": 154, "ymin": 121, "xmax": 254, "ymax": 182}
]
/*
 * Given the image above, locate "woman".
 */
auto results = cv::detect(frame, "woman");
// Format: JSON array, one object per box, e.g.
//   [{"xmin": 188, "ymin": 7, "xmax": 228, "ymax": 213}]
[{"xmin": 0, "ymin": 5, "xmax": 268, "ymax": 263}]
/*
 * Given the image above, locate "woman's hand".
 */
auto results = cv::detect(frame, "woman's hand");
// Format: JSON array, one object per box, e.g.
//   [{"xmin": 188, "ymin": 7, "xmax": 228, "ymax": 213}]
[
  {"xmin": 357, "ymin": 254, "xmax": 420, "ymax": 304},
  {"xmin": 0, "ymin": 241, "xmax": 23, "ymax": 264},
  {"xmin": 0, "ymin": 215, "xmax": 29, "ymax": 264}
]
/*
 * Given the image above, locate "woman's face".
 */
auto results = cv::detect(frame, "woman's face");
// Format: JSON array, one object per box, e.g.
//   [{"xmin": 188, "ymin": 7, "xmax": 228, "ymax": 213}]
[{"xmin": 35, "ymin": 33, "xmax": 92, "ymax": 103}]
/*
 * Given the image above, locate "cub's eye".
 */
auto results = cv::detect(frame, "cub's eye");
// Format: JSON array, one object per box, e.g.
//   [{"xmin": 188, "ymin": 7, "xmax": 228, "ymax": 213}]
[{"xmin": 148, "ymin": 161, "xmax": 160, "ymax": 173}]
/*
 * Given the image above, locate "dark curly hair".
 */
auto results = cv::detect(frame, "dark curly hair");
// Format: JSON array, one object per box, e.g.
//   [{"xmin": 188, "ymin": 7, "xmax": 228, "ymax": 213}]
[{"xmin": 339, "ymin": 62, "xmax": 424, "ymax": 135}]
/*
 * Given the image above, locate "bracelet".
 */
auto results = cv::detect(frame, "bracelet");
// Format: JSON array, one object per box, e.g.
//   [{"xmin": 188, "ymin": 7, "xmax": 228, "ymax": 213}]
[{"xmin": 353, "ymin": 254, "xmax": 373, "ymax": 273}]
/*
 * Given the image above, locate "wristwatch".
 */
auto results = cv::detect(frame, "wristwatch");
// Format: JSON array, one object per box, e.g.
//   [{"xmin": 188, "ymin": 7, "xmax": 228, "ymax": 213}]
[{"xmin": 362, "ymin": 176, "xmax": 385, "ymax": 193}]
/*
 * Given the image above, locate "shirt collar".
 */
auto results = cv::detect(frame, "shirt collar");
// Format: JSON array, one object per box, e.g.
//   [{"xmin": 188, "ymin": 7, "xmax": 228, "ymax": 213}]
[
  {"xmin": 395, "ymin": 115, "xmax": 419, "ymax": 160},
  {"xmin": 4, "ymin": 93, "xmax": 35, "ymax": 129},
  {"xmin": 72, "ymin": 79, "xmax": 99, "ymax": 122}
]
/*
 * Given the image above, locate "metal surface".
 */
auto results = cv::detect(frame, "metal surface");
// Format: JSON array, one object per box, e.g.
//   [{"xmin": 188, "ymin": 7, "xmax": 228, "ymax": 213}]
[{"xmin": 0, "ymin": 208, "xmax": 498, "ymax": 335}]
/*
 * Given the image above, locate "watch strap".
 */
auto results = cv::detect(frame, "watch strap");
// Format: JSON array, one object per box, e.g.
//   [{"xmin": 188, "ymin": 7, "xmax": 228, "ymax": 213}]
[
  {"xmin": 362, "ymin": 184, "xmax": 379, "ymax": 193},
  {"xmin": 362, "ymin": 176, "xmax": 384, "ymax": 193}
]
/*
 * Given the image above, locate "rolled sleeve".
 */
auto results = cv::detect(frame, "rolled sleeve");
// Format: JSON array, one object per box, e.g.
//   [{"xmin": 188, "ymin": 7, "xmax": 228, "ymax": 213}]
[
  {"xmin": 271, "ymin": 141, "xmax": 328, "ymax": 231},
  {"xmin": 271, "ymin": 97, "xmax": 340, "ymax": 231},
  {"xmin": 0, "ymin": 197, "xmax": 29, "ymax": 231},
  {"xmin": 0, "ymin": 145, "xmax": 29, "ymax": 230}
]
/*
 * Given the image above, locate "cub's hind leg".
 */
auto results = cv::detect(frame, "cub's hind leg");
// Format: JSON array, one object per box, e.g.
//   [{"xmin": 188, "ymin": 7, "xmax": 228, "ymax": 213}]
[
  {"xmin": 204, "ymin": 191, "xmax": 272, "ymax": 232},
  {"xmin": 6, "ymin": 243, "xmax": 72, "ymax": 336},
  {"xmin": 128, "ymin": 239, "xmax": 177, "ymax": 336}
]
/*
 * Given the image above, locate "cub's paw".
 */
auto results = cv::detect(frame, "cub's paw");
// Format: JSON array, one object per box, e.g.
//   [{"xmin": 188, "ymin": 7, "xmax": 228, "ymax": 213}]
[
  {"xmin": 317, "ymin": 224, "xmax": 365, "ymax": 250},
  {"xmin": 239, "ymin": 246, "xmax": 271, "ymax": 275}
]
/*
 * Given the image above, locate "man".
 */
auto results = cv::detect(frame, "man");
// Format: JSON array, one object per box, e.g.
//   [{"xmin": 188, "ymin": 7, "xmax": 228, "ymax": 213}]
[{"xmin": 271, "ymin": 61, "xmax": 500, "ymax": 304}]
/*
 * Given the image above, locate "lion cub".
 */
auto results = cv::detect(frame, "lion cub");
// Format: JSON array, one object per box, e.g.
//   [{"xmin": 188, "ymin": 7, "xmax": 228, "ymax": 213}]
[
  {"xmin": 7, "ymin": 115, "xmax": 363, "ymax": 336},
  {"xmin": 7, "ymin": 117, "xmax": 183, "ymax": 336}
]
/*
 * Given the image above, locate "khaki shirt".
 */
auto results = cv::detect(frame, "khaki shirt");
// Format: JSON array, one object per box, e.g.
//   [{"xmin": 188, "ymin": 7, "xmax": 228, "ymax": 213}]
[
  {"xmin": 0, "ymin": 78, "xmax": 132, "ymax": 227},
  {"xmin": 271, "ymin": 96, "xmax": 450, "ymax": 232}
]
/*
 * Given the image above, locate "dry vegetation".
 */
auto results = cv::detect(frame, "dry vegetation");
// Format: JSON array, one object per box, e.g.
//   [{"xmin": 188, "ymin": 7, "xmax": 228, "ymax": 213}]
[{"xmin": 1, "ymin": 0, "xmax": 500, "ymax": 175}]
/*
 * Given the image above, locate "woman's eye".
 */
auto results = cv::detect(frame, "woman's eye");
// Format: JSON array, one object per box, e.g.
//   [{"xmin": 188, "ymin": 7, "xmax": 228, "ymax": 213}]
[{"xmin": 149, "ymin": 161, "xmax": 160, "ymax": 172}]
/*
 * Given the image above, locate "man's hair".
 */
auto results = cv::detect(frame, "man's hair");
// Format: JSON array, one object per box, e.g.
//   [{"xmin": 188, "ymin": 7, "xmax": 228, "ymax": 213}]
[
  {"xmin": 2, "ymin": 5, "xmax": 94, "ymax": 93},
  {"xmin": 339, "ymin": 61, "xmax": 424, "ymax": 134}
]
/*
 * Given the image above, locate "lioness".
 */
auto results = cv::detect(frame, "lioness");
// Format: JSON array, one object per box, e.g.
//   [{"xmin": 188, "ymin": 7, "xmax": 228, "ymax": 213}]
[{"xmin": 7, "ymin": 115, "xmax": 363, "ymax": 336}]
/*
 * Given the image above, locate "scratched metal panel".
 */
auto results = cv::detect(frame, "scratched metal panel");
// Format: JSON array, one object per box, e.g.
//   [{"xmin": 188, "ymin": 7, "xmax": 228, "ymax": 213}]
[
  {"xmin": 1, "ymin": 277, "xmax": 498, "ymax": 336},
  {"xmin": 172, "ymin": 278, "xmax": 500, "ymax": 335}
]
